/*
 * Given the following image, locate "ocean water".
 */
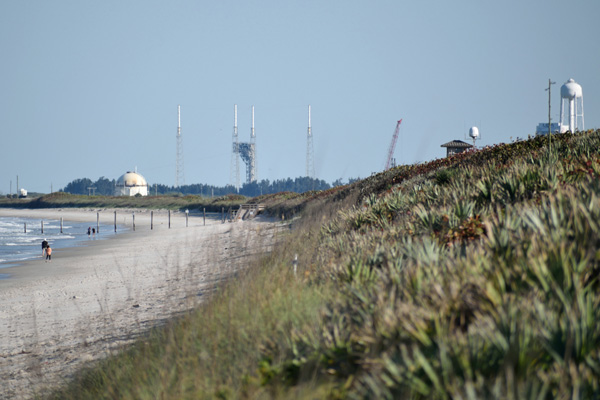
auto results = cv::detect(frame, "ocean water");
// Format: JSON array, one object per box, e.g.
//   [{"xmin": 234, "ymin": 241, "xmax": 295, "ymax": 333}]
[{"xmin": 0, "ymin": 216, "xmax": 128, "ymax": 270}]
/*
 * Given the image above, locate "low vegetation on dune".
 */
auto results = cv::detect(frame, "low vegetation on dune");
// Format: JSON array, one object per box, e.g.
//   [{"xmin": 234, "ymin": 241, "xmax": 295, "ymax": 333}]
[
  {"xmin": 0, "ymin": 191, "xmax": 248, "ymax": 212},
  {"xmin": 49, "ymin": 130, "xmax": 600, "ymax": 399}
]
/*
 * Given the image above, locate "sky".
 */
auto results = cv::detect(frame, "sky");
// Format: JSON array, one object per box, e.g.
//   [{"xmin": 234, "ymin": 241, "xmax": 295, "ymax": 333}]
[{"xmin": 1, "ymin": 0, "xmax": 599, "ymax": 194}]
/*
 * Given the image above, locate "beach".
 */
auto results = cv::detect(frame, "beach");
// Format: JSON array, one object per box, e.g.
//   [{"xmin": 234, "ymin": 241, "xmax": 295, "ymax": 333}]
[{"xmin": 0, "ymin": 208, "xmax": 277, "ymax": 399}]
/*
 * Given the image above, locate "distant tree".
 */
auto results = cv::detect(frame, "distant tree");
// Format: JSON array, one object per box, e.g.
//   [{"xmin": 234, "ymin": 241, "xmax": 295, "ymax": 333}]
[
  {"xmin": 239, "ymin": 182, "xmax": 256, "ymax": 197},
  {"xmin": 332, "ymin": 178, "xmax": 345, "ymax": 187},
  {"xmin": 94, "ymin": 177, "xmax": 115, "ymax": 196},
  {"xmin": 60, "ymin": 175, "xmax": 340, "ymax": 197},
  {"xmin": 62, "ymin": 178, "xmax": 94, "ymax": 195}
]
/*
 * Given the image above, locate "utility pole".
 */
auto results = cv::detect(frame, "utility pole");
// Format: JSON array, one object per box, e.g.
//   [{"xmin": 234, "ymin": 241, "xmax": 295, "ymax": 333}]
[{"xmin": 546, "ymin": 79, "xmax": 556, "ymax": 155}]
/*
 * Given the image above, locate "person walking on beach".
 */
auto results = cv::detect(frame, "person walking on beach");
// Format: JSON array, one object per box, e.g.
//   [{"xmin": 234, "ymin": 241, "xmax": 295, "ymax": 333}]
[
  {"xmin": 44, "ymin": 245, "xmax": 52, "ymax": 263},
  {"xmin": 87, "ymin": 227, "xmax": 91, "ymax": 238},
  {"xmin": 41, "ymin": 239, "xmax": 48, "ymax": 256},
  {"xmin": 92, "ymin": 228, "xmax": 96, "ymax": 238}
]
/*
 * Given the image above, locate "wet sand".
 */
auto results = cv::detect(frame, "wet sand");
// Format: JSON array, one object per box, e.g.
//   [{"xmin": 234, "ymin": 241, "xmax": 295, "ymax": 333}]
[{"xmin": 0, "ymin": 208, "xmax": 277, "ymax": 399}]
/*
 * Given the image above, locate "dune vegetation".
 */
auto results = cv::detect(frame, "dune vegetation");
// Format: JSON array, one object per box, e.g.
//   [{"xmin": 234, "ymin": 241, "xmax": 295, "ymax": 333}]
[
  {"xmin": 48, "ymin": 130, "xmax": 600, "ymax": 399},
  {"xmin": 0, "ymin": 191, "xmax": 249, "ymax": 212}
]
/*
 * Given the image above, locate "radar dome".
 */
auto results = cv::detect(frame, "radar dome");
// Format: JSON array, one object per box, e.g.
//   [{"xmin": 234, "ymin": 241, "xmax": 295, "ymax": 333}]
[
  {"xmin": 469, "ymin": 126, "xmax": 480, "ymax": 139},
  {"xmin": 561, "ymin": 78, "xmax": 583, "ymax": 100},
  {"xmin": 117, "ymin": 171, "xmax": 148, "ymax": 187},
  {"xmin": 115, "ymin": 171, "xmax": 149, "ymax": 196}
]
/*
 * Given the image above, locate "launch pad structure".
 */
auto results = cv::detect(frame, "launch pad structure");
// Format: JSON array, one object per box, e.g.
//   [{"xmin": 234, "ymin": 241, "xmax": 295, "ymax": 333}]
[
  {"xmin": 230, "ymin": 104, "xmax": 316, "ymax": 192},
  {"xmin": 231, "ymin": 105, "xmax": 257, "ymax": 191}
]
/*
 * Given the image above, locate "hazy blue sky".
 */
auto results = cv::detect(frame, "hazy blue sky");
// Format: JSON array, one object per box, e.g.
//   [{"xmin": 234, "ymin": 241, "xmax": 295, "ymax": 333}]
[{"xmin": 1, "ymin": 0, "xmax": 599, "ymax": 193}]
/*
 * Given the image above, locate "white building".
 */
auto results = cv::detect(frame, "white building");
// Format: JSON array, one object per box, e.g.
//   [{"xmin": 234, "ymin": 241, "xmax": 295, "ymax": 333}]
[
  {"xmin": 114, "ymin": 171, "xmax": 149, "ymax": 197},
  {"xmin": 535, "ymin": 122, "xmax": 567, "ymax": 135}
]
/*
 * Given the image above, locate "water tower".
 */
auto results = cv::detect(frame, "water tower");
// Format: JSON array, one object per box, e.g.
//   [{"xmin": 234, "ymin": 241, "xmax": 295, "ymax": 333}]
[{"xmin": 559, "ymin": 78, "xmax": 584, "ymax": 132}]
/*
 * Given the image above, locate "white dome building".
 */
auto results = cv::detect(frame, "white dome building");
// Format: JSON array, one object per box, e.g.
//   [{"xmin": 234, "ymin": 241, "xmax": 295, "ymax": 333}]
[{"xmin": 115, "ymin": 171, "xmax": 149, "ymax": 197}]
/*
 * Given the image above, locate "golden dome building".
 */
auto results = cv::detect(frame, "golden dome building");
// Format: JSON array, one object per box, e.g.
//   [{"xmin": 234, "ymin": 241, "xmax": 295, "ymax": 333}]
[{"xmin": 115, "ymin": 170, "xmax": 149, "ymax": 196}]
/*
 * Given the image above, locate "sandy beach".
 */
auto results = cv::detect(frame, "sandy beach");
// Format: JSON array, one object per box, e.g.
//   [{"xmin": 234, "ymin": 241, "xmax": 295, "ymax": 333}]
[{"xmin": 0, "ymin": 208, "xmax": 278, "ymax": 399}]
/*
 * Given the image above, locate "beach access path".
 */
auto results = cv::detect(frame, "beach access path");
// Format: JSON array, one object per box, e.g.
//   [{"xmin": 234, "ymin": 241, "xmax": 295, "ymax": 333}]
[{"xmin": 0, "ymin": 208, "xmax": 279, "ymax": 399}]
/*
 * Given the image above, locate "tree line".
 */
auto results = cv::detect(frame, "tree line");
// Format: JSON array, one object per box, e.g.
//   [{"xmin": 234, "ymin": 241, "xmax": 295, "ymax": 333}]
[{"xmin": 59, "ymin": 176, "xmax": 357, "ymax": 197}]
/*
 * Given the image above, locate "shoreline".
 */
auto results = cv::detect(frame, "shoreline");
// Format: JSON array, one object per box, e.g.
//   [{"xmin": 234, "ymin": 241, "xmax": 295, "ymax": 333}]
[
  {"xmin": 0, "ymin": 207, "xmax": 220, "ymax": 278},
  {"xmin": 0, "ymin": 208, "xmax": 277, "ymax": 399}
]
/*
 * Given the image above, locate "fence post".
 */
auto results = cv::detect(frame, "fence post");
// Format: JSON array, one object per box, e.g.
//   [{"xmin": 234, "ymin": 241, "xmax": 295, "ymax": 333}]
[
  {"xmin": 114, "ymin": 211, "xmax": 117, "ymax": 233},
  {"xmin": 168, "ymin": 210, "xmax": 171, "ymax": 229},
  {"xmin": 97, "ymin": 212, "xmax": 100, "ymax": 233},
  {"xmin": 60, "ymin": 217, "xmax": 63, "ymax": 234},
  {"xmin": 132, "ymin": 212, "xmax": 135, "ymax": 231},
  {"xmin": 293, "ymin": 254, "xmax": 298, "ymax": 277},
  {"xmin": 24, "ymin": 222, "xmax": 26, "ymax": 233},
  {"xmin": 41, "ymin": 220, "xmax": 44, "ymax": 234},
  {"xmin": 203, "ymin": 208, "xmax": 206, "ymax": 226},
  {"xmin": 221, "ymin": 207, "xmax": 224, "ymax": 223},
  {"xmin": 185, "ymin": 209, "xmax": 189, "ymax": 227},
  {"xmin": 151, "ymin": 211, "xmax": 153, "ymax": 230}
]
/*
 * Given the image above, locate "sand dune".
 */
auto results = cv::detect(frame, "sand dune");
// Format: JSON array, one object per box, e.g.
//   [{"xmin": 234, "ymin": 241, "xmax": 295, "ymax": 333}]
[{"xmin": 0, "ymin": 208, "xmax": 277, "ymax": 399}]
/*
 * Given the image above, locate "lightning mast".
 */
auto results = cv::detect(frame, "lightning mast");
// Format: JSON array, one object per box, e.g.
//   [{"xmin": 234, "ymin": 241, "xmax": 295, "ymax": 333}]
[
  {"xmin": 384, "ymin": 119, "xmax": 402, "ymax": 170},
  {"xmin": 250, "ymin": 105, "xmax": 257, "ymax": 182},
  {"xmin": 175, "ymin": 104, "xmax": 185, "ymax": 187},
  {"xmin": 230, "ymin": 104, "xmax": 240, "ymax": 191},
  {"xmin": 306, "ymin": 105, "xmax": 315, "ymax": 178}
]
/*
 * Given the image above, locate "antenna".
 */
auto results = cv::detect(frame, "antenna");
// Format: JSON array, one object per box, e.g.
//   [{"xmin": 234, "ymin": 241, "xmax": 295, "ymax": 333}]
[
  {"xmin": 230, "ymin": 104, "xmax": 240, "ymax": 191},
  {"xmin": 306, "ymin": 105, "xmax": 315, "ymax": 178},
  {"xmin": 175, "ymin": 104, "xmax": 185, "ymax": 188}
]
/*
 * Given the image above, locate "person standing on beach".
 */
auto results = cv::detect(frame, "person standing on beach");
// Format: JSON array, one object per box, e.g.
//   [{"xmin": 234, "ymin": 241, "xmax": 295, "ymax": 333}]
[
  {"xmin": 92, "ymin": 228, "xmax": 95, "ymax": 238},
  {"xmin": 87, "ymin": 227, "xmax": 91, "ymax": 238},
  {"xmin": 41, "ymin": 239, "xmax": 48, "ymax": 256},
  {"xmin": 44, "ymin": 245, "xmax": 52, "ymax": 263}
]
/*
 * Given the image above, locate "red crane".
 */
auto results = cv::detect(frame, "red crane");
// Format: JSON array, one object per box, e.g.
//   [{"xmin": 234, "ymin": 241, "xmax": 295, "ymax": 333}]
[{"xmin": 384, "ymin": 119, "xmax": 402, "ymax": 170}]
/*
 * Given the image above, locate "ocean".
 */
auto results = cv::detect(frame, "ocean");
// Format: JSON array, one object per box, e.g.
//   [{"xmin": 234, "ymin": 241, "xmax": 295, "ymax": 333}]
[{"xmin": 0, "ymin": 216, "xmax": 128, "ymax": 272}]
